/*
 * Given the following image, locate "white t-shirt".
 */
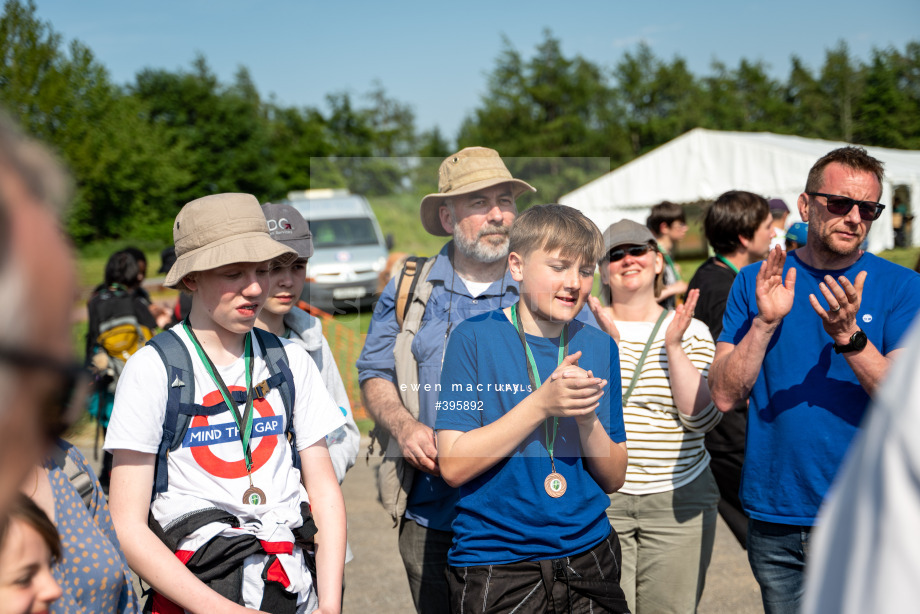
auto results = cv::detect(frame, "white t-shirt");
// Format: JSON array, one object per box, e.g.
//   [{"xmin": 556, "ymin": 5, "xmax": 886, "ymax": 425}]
[
  {"xmin": 460, "ymin": 277, "xmax": 494, "ymax": 298},
  {"xmin": 615, "ymin": 313, "xmax": 720, "ymax": 495},
  {"xmin": 105, "ymin": 326, "xmax": 345, "ymax": 529}
]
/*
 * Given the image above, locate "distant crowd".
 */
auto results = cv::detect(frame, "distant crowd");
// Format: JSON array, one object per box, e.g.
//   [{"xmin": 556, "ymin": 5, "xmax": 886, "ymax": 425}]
[{"xmin": 2, "ymin": 105, "xmax": 920, "ymax": 614}]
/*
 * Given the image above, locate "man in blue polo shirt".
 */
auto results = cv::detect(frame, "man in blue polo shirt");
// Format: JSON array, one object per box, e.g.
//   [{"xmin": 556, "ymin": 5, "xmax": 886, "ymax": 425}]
[{"xmin": 709, "ymin": 146, "xmax": 920, "ymax": 614}]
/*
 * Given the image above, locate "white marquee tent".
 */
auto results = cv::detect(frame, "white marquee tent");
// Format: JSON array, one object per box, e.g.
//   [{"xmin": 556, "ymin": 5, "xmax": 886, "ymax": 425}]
[{"xmin": 559, "ymin": 128, "xmax": 920, "ymax": 253}]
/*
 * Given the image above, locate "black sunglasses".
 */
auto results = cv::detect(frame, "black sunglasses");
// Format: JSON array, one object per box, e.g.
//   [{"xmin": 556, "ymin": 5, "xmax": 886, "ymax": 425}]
[
  {"xmin": 0, "ymin": 346, "xmax": 91, "ymax": 438},
  {"xmin": 607, "ymin": 244, "xmax": 654, "ymax": 262},
  {"xmin": 806, "ymin": 192, "xmax": 885, "ymax": 222}
]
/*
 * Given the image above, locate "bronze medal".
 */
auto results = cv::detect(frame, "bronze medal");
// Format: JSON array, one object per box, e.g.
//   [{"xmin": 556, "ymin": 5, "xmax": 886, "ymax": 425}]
[
  {"xmin": 544, "ymin": 472, "xmax": 567, "ymax": 498},
  {"xmin": 243, "ymin": 485, "xmax": 267, "ymax": 506}
]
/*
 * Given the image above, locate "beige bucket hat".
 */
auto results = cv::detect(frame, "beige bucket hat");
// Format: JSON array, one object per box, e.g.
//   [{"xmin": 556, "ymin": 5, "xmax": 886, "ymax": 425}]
[
  {"xmin": 163, "ymin": 193, "xmax": 297, "ymax": 288},
  {"xmin": 420, "ymin": 147, "xmax": 536, "ymax": 237}
]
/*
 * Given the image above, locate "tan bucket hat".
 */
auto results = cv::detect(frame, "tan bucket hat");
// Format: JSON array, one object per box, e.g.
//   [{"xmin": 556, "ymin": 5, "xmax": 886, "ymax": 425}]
[
  {"xmin": 163, "ymin": 193, "xmax": 297, "ymax": 288},
  {"xmin": 419, "ymin": 147, "xmax": 536, "ymax": 236}
]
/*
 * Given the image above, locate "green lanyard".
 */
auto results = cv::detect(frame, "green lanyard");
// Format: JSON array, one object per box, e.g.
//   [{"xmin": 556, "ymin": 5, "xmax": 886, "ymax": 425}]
[
  {"xmin": 510, "ymin": 303, "xmax": 568, "ymax": 462},
  {"xmin": 716, "ymin": 254, "xmax": 740, "ymax": 275},
  {"xmin": 658, "ymin": 245, "xmax": 681, "ymax": 281},
  {"xmin": 183, "ymin": 321, "xmax": 256, "ymax": 472}
]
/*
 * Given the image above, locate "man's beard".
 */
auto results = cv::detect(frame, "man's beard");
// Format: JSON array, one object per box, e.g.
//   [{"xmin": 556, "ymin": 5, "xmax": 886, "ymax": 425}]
[
  {"xmin": 454, "ymin": 225, "xmax": 510, "ymax": 264},
  {"xmin": 814, "ymin": 224, "xmax": 865, "ymax": 258}
]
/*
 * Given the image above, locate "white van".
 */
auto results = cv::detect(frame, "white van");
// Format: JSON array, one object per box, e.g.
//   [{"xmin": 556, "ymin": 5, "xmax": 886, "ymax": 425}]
[{"xmin": 286, "ymin": 189, "xmax": 391, "ymax": 312}]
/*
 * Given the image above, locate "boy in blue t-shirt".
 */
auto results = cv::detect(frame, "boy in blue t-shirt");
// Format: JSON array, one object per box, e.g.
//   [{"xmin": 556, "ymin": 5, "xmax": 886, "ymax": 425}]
[{"xmin": 436, "ymin": 204, "xmax": 630, "ymax": 613}]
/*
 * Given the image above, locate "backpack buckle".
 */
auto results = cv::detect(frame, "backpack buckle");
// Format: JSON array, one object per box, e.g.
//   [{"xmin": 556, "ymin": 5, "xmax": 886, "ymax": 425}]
[{"xmin": 253, "ymin": 380, "xmax": 270, "ymax": 399}]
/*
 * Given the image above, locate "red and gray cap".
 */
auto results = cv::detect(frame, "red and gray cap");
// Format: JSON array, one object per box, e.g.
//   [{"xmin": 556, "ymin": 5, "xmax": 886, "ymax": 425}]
[{"xmin": 261, "ymin": 202, "xmax": 313, "ymax": 259}]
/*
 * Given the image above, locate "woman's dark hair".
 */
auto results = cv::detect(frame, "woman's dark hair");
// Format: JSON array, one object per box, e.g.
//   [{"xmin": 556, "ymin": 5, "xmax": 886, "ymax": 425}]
[
  {"xmin": 0, "ymin": 493, "xmax": 61, "ymax": 560},
  {"xmin": 104, "ymin": 250, "xmax": 140, "ymax": 288},
  {"xmin": 705, "ymin": 191, "xmax": 770, "ymax": 255},
  {"xmin": 122, "ymin": 246, "xmax": 147, "ymax": 268}
]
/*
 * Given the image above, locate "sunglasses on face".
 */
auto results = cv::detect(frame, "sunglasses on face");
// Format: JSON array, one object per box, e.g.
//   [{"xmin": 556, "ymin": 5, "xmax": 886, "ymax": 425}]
[
  {"xmin": 0, "ymin": 346, "xmax": 91, "ymax": 439},
  {"xmin": 607, "ymin": 244, "xmax": 654, "ymax": 262},
  {"xmin": 806, "ymin": 192, "xmax": 885, "ymax": 222}
]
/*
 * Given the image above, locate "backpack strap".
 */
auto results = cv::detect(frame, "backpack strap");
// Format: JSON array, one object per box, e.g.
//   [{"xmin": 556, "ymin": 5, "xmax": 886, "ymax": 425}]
[
  {"xmin": 148, "ymin": 328, "xmax": 300, "ymax": 502},
  {"xmin": 147, "ymin": 329, "xmax": 196, "ymax": 500},
  {"xmin": 395, "ymin": 256, "xmax": 429, "ymax": 329},
  {"xmin": 49, "ymin": 442, "xmax": 94, "ymax": 511},
  {"xmin": 394, "ymin": 256, "xmax": 437, "ymax": 420},
  {"xmin": 252, "ymin": 328, "xmax": 299, "ymax": 470}
]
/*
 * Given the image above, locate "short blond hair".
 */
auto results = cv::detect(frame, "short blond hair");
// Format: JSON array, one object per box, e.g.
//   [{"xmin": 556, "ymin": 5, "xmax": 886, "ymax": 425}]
[{"xmin": 509, "ymin": 204, "xmax": 603, "ymax": 266}]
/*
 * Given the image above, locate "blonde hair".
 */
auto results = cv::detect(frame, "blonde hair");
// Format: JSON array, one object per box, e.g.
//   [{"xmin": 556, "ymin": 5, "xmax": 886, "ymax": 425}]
[{"xmin": 509, "ymin": 204, "xmax": 603, "ymax": 266}]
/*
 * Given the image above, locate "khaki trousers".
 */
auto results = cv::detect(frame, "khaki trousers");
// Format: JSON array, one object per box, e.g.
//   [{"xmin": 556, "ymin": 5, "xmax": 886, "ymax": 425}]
[{"xmin": 606, "ymin": 467, "xmax": 719, "ymax": 614}]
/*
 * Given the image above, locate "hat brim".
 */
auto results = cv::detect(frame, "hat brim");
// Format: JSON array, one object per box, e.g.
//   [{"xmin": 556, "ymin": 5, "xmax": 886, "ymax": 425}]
[
  {"xmin": 279, "ymin": 238, "xmax": 314, "ymax": 260},
  {"xmin": 419, "ymin": 177, "xmax": 536, "ymax": 237},
  {"xmin": 163, "ymin": 231, "xmax": 297, "ymax": 288}
]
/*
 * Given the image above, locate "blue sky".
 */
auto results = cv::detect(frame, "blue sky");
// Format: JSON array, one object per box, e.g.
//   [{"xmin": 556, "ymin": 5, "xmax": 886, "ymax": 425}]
[{"xmin": 33, "ymin": 0, "xmax": 920, "ymax": 141}]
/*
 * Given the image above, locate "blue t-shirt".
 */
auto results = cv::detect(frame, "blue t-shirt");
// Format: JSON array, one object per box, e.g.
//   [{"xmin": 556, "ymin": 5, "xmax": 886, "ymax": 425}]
[
  {"xmin": 356, "ymin": 243, "xmax": 598, "ymax": 531},
  {"xmin": 720, "ymin": 251, "xmax": 920, "ymax": 525},
  {"xmin": 436, "ymin": 308, "xmax": 626, "ymax": 566}
]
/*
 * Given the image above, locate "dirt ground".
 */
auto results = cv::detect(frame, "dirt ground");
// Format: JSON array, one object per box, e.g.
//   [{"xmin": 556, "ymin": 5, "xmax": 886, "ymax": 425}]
[{"xmin": 74, "ymin": 435, "xmax": 763, "ymax": 613}]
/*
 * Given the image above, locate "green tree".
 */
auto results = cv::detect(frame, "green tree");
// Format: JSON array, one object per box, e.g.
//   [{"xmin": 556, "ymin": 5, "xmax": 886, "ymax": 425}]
[
  {"xmin": 321, "ymin": 88, "xmax": 412, "ymax": 196},
  {"xmin": 855, "ymin": 45, "xmax": 920, "ymax": 149},
  {"xmin": 614, "ymin": 48, "xmax": 704, "ymax": 152},
  {"xmin": 265, "ymin": 102, "xmax": 336, "ymax": 195},
  {"xmin": 784, "ymin": 55, "xmax": 836, "ymax": 139},
  {"xmin": 458, "ymin": 31, "xmax": 623, "ymax": 202},
  {"xmin": 130, "ymin": 57, "xmax": 279, "ymax": 203},
  {"xmin": 819, "ymin": 42, "xmax": 861, "ymax": 142},
  {"xmin": 0, "ymin": 0, "xmax": 188, "ymax": 243}
]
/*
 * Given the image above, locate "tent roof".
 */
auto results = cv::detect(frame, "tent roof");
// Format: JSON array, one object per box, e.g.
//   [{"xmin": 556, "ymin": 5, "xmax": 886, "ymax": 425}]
[{"xmin": 559, "ymin": 128, "xmax": 920, "ymax": 252}]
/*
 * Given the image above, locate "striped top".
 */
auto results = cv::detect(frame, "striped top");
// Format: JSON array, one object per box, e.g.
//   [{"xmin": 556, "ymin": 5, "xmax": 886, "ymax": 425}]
[{"xmin": 616, "ymin": 313, "xmax": 721, "ymax": 495}]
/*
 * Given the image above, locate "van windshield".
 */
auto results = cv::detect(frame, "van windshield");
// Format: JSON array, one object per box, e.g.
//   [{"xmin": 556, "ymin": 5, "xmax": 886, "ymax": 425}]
[{"xmin": 308, "ymin": 218, "xmax": 379, "ymax": 248}]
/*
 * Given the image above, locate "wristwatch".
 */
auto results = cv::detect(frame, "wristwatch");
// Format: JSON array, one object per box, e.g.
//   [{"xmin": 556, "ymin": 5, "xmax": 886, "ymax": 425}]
[{"xmin": 834, "ymin": 330, "xmax": 868, "ymax": 354}]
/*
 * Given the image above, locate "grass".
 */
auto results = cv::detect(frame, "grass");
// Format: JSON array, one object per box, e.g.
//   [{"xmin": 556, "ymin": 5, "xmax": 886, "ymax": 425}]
[
  {"xmin": 366, "ymin": 193, "xmax": 449, "ymax": 258},
  {"xmin": 75, "ymin": 240, "xmax": 171, "ymax": 290}
]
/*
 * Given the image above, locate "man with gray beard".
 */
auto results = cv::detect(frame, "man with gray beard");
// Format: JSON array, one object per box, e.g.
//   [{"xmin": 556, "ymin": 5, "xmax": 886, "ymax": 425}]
[{"xmin": 357, "ymin": 147, "xmax": 535, "ymax": 613}]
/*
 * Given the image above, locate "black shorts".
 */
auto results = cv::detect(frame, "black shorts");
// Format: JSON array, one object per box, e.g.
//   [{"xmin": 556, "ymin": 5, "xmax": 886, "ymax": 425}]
[{"xmin": 447, "ymin": 532, "xmax": 630, "ymax": 613}]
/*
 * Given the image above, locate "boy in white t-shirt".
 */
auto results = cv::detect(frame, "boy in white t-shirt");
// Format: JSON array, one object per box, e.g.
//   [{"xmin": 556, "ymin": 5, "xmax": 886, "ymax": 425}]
[{"xmin": 105, "ymin": 193, "xmax": 346, "ymax": 614}]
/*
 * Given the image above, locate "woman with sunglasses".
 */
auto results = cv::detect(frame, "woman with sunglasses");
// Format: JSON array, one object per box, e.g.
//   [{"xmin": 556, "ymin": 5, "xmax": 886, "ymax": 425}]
[{"xmin": 588, "ymin": 219, "xmax": 721, "ymax": 614}]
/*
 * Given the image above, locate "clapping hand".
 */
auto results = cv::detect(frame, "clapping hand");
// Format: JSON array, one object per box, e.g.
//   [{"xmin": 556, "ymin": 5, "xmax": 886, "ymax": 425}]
[
  {"xmin": 587, "ymin": 296, "xmax": 621, "ymax": 344},
  {"xmin": 665, "ymin": 289, "xmax": 699, "ymax": 349},
  {"xmin": 755, "ymin": 246, "xmax": 796, "ymax": 327},
  {"xmin": 542, "ymin": 351, "xmax": 606, "ymax": 422},
  {"xmin": 809, "ymin": 271, "xmax": 867, "ymax": 344}
]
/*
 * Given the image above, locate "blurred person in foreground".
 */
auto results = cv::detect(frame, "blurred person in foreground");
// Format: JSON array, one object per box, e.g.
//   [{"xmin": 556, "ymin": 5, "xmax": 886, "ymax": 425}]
[
  {"xmin": 685, "ymin": 190, "xmax": 773, "ymax": 549},
  {"xmin": 0, "ymin": 109, "xmax": 79, "ymax": 516},
  {"xmin": 801, "ymin": 316, "xmax": 920, "ymax": 613},
  {"xmin": 709, "ymin": 146, "xmax": 920, "ymax": 613}
]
